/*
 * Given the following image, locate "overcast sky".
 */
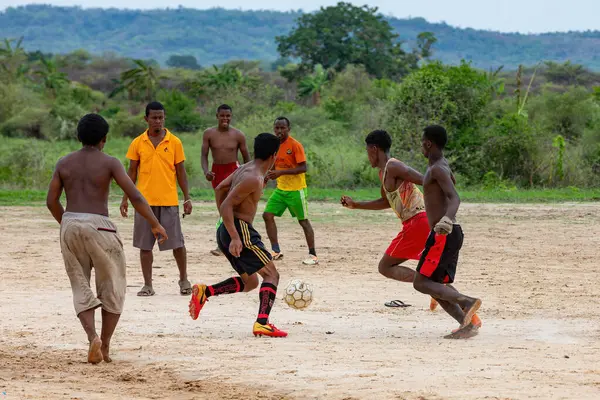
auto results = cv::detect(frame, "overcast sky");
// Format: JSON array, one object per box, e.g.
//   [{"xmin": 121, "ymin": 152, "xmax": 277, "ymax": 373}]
[{"xmin": 1, "ymin": 0, "xmax": 598, "ymax": 33}]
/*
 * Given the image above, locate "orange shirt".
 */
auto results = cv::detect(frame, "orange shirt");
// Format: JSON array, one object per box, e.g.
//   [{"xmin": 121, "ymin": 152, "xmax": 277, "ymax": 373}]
[
  {"xmin": 125, "ymin": 129, "xmax": 185, "ymax": 206},
  {"xmin": 274, "ymin": 136, "xmax": 307, "ymax": 191}
]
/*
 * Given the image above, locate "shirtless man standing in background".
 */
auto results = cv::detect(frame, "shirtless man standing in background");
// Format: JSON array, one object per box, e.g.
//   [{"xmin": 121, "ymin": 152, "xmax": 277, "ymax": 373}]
[{"xmin": 201, "ymin": 104, "xmax": 250, "ymax": 256}]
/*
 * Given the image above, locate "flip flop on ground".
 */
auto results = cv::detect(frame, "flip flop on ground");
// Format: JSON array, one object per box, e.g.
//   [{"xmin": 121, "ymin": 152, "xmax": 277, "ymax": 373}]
[
  {"xmin": 137, "ymin": 285, "xmax": 155, "ymax": 296},
  {"xmin": 179, "ymin": 279, "xmax": 192, "ymax": 295},
  {"xmin": 384, "ymin": 299, "xmax": 412, "ymax": 308}
]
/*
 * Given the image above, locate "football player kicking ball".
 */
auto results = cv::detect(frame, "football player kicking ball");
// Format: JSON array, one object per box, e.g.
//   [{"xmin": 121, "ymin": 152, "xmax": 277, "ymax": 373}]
[
  {"xmin": 188, "ymin": 133, "xmax": 287, "ymax": 338},
  {"xmin": 414, "ymin": 125, "xmax": 482, "ymax": 339}
]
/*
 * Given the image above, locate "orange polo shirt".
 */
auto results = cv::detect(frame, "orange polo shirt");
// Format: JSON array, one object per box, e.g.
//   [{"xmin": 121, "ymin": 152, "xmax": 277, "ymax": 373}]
[{"xmin": 125, "ymin": 129, "xmax": 185, "ymax": 206}]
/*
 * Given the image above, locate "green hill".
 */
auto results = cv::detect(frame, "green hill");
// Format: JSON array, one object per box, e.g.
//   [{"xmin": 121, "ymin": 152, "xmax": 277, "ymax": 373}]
[{"xmin": 2, "ymin": 5, "xmax": 600, "ymax": 70}]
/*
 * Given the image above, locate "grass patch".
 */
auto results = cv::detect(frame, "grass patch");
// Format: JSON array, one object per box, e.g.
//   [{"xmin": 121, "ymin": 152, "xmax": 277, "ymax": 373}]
[{"xmin": 2, "ymin": 187, "xmax": 600, "ymax": 207}]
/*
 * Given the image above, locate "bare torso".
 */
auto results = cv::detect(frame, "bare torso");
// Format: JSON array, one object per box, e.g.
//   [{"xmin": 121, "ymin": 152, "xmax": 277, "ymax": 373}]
[
  {"xmin": 206, "ymin": 127, "xmax": 243, "ymax": 164},
  {"xmin": 227, "ymin": 162, "xmax": 264, "ymax": 223},
  {"xmin": 423, "ymin": 158, "xmax": 454, "ymax": 229},
  {"xmin": 58, "ymin": 148, "xmax": 115, "ymax": 216}
]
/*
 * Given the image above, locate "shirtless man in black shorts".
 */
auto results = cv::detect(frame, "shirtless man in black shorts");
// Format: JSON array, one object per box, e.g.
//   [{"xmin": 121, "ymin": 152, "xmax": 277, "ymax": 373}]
[
  {"xmin": 413, "ymin": 125, "xmax": 482, "ymax": 339},
  {"xmin": 188, "ymin": 133, "xmax": 287, "ymax": 337}
]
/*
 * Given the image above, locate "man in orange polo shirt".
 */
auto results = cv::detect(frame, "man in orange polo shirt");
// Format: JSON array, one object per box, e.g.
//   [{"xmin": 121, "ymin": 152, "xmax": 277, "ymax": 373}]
[
  {"xmin": 120, "ymin": 101, "xmax": 193, "ymax": 297},
  {"xmin": 263, "ymin": 117, "xmax": 318, "ymax": 265}
]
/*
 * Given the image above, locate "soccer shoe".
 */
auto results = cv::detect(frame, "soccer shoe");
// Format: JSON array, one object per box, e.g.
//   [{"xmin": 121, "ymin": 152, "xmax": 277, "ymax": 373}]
[
  {"xmin": 430, "ymin": 297, "xmax": 439, "ymax": 311},
  {"xmin": 253, "ymin": 322, "xmax": 288, "ymax": 337},
  {"xmin": 271, "ymin": 251, "xmax": 284, "ymax": 260},
  {"xmin": 188, "ymin": 284, "xmax": 209, "ymax": 320},
  {"xmin": 302, "ymin": 255, "xmax": 319, "ymax": 265}
]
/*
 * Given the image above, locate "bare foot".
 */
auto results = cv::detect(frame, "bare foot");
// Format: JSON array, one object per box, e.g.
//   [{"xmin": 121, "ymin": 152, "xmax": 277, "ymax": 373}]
[
  {"xmin": 461, "ymin": 298, "xmax": 482, "ymax": 328},
  {"xmin": 88, "ymin": 337, "xmax": 103, "ymax": 364},
  {"xmin": 444, "ymin": 323, "xmax": 479, "ymax": 339},
  {"xmin": 101, "ymin": 343, "xmax": 112, "ymax": 363}
]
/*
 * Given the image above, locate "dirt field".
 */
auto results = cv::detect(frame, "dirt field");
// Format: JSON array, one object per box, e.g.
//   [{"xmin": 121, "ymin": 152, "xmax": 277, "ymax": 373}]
[{"xmin": 1, "ymin": 201, "xmax": 599, "ymax": 400}]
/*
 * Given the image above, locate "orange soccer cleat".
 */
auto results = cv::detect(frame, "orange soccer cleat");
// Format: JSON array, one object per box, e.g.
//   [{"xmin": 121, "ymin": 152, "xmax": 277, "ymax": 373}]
[
  {"xmin": 188, "ymin": 284, "xmax": 209, "ymax": 320},
  {"xmin": 253, "ymin": 322, "xmax": 288, "ymax": 337}
]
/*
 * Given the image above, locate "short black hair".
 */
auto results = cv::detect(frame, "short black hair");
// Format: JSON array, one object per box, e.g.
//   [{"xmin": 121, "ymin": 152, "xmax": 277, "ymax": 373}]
[
  {"xmin": 145, "ymin": 101, "xmax": 165, "ymax": 116},
  {"xmin": 254, "ymin": 133, "xmax": 280, "ymax": 160},
  {"xmin": 77, "ymin": 113, "xmax": 109, "ymax": 146},
  {"xmin": 423, "ymin": 125, "xmax": 447, "ymax": 149},
  {"xmin": 274, "ymin": 116, "xmax": 290, "ymax": 127},
  {"xmin": 365, "ymin": 130, "xmax": 392, "ymax": 153},
  {"xmin": 217, "ymin": 104, "xmax": 232, "ymax": 113}
]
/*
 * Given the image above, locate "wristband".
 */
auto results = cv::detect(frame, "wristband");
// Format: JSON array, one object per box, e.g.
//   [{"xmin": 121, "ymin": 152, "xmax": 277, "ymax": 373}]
[{"xmin": 183, "ymin": 199, "xmax": 192, "ymax": 205}]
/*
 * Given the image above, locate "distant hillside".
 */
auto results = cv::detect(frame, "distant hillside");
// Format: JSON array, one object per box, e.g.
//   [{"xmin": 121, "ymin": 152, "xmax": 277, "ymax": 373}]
[{"xmin": 2, "ymin": 5, "xmax": 600, "ymax": 70}]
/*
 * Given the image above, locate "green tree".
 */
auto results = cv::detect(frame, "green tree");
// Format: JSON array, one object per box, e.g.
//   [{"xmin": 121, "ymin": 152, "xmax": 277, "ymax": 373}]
[
  {"xmin": 297, "ymin": 65, "xmax": 329, "ymax": 105},
  {"xmin": 276, "ymin": 2, "xmax": 417, "ymax": 79},
  {"xmin": 111, "ymin": 59, "xmax": 161, "ymax": 101},
  {"xmin": 166, "ymin": 55, "xmax": 201, "ymax": 70},
  {"xmin": 0, "ymin": 37, "xmax": 29, "ymax": 83},
  {"xmin": 34, "ymin": 57, "xmax": 70, "ymax": 97}
]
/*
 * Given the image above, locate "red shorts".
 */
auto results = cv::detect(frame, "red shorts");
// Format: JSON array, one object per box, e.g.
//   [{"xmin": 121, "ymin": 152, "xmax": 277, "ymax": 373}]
[
  {"xmin": 416, "ymin": 225, "xmax": 464, "ymax": 284},
  {"xmin": 385, "ymin": 212, "xmax": 430, "ymax": 260},
  {"xmin": 211, "ymin": 162, "xmax": 239, "ymax": 189}
]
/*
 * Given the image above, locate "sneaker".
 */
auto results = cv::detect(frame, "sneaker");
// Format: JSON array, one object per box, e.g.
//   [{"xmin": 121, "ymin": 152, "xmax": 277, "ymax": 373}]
[
  {"xmin": 253, "ymin": 321, "xmax": 288, "ymax": 337},
  {"xmin": 271, "ymin": 251, "xmax": 284, "ymax": 260},
  {"xmin": 188, "ymin": 284, "xmax": 209, "ymax": 320},
  {"xmin": 302, "ymin": 255, "xmax": 319, "ymax": 265}
]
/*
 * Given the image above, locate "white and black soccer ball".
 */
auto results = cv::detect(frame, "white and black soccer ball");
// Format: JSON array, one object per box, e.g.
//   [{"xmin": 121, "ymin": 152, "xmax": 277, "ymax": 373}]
[{"xmin": 284, "ymin": 279, "xmax": 313, "ymax": 310}]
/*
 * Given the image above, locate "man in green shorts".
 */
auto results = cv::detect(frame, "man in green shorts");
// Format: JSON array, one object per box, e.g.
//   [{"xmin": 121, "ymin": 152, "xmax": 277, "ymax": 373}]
[{"xmin": 263, "ymin": 117, "xmax": 318, "ymax": 265}]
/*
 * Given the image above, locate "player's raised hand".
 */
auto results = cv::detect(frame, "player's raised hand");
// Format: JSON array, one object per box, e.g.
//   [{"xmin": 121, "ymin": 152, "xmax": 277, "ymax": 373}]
[
  {"xmin": 120, "ymin": 199, "xmax": 129, "ymax": 218},
  {"xmin": 340, "ymin": 195, "xmax": 355, "ymax": 209},
  {"xmin": 230, "ymin": 237, "xmax": 243, "ymax": 257},
  {"xmin": 152, "ymin": 224, "xmax": 169, "ymax": 244},
  {"xmin": 434, "ymin": 216, "xmax": 453, "ymax": 235}
]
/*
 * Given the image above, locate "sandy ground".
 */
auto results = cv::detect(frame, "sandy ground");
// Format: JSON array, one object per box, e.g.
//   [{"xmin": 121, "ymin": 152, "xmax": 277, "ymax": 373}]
[{"xmin": 1, "ymin": 201, "xmax": 600, "ymax": 400}]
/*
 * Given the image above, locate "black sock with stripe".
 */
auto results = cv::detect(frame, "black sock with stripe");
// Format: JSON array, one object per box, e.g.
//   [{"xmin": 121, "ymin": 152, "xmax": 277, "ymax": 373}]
[
  {"xmin": 256, "ymin": 282, "xmax": 277, "ymax": 325},
  {"xmin": 206, "ymin": 277, "xmax": 245, "ymax": 298}
]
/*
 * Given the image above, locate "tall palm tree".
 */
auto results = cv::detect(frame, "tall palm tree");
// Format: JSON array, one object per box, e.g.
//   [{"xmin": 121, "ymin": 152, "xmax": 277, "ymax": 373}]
[
  {"xmin": 297, "ymin": 65, "xmax": 328, "ymax": 105},
  {"xmin": 35, "ymin": 56, "xmax": 70, "ymax": 97},
  {"xmin": 115, "ymin": 59, "xmax": 161, "ymax": 101},
  {"xmin": 0, "ymin": 37, "xmax": 29, "ymax": 83}
]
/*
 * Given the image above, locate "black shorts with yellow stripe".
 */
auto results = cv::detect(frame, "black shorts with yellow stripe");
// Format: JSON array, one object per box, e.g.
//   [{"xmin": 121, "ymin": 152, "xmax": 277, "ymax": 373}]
[{"xmin": 217, "ymin": 217, "xmax": 273, "ymax": 276}]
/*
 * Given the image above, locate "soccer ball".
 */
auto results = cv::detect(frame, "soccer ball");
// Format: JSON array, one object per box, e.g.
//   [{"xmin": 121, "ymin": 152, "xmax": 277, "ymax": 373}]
[{"xmin": 284, "ymin": 279, "xmax": 313, "ymax": 310}]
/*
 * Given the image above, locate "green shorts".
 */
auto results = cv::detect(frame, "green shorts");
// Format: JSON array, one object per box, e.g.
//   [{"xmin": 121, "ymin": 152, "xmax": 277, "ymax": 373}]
[{"xmin": 264, "ymin": 188, "xmax": 309, "ymax": 220}]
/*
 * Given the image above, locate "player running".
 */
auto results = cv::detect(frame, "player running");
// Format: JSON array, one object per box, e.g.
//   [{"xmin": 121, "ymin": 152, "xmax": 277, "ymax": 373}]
[
  {"xmin": 341, "ymin": 130, "xmax": 436, "ymax": 308},
  {"xmin": 189, "ymin": 133, "xmax": 287, "ymax": 338},
  {"xmin": 263, "ymin": 117, "xmax": 318, "ymax": 265},
  {"xmin": 201, "ymin": 104, "xmax": 250, "ymax": 256},
  {"xmin": 47, "ymin": 114, "xmax": 167, "ymax": 363},
  {"xmin": 414, "ymin": 125, "xmax": 482, "ymax": 339}
]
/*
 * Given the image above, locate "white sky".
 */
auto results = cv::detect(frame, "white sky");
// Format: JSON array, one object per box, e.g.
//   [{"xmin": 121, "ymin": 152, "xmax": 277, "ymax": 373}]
[{"xmin": 0, "ymin": 0, "xmax": 598, "ymax": 33}]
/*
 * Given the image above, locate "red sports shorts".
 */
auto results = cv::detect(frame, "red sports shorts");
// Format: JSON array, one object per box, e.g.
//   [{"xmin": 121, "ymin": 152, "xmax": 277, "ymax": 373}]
[
  {"xmin": 385, "ymin": 212, "xmax": 430, "ymax": 260},
  {"xmin": 211, "ymin": 162, "xmax": 239, "ymax": 189}
]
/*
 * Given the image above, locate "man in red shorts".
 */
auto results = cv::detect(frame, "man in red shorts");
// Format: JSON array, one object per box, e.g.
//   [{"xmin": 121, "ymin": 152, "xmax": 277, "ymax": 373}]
[
  {"xmin": 201, "ymin": 104, "xmax": 250, "ymax": 256},
  {"xmin": 341, "ymin": 130, "xmax": 481, "ymax": 328}
]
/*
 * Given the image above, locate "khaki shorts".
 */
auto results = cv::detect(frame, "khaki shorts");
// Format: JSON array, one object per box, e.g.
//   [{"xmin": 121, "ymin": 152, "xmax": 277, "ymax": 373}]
[
  {"xmin": 133, "ymin": 206, "xmax": 184, "ymax": 251},
  {"xmin": 60, "ymin": 212, "xmax": 127, "ymax": 315}
]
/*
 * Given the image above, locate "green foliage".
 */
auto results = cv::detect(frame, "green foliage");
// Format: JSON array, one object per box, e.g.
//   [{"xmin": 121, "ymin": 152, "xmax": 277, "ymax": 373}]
[
  {"xmin": 158, "ymin": 89, "xmax": 205, "ymax": 132},
  {"xmin": 276, "ymin": 2, "xmax": 418, "ymax": 79},
  {"xmin": 166, "ymin": 55, "xmax": 201, "ymax": 70}
]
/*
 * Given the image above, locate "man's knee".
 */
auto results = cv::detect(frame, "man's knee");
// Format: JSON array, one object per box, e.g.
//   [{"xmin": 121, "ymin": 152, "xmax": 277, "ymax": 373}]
[
  {"xmin": 173, "ymin": 246, "xmax": 186, "ymax": 254},
  {"xmin": 243, "ymin": 275, "xmax": 259, "ymax": 292},
  {"xmin": 378, "ymin": 260, "xmax": 392, "ymax": 278},
  {"xmin": 263, "ymin": 212, "xmax": 275, "ymax": 222},
  {"xmin": 298, "ymin": 219, "xmax": 311, "ymax": 228},
  {"xmin": 413, "ymin": 274, "xmax": 427, "ymax": 293}
]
